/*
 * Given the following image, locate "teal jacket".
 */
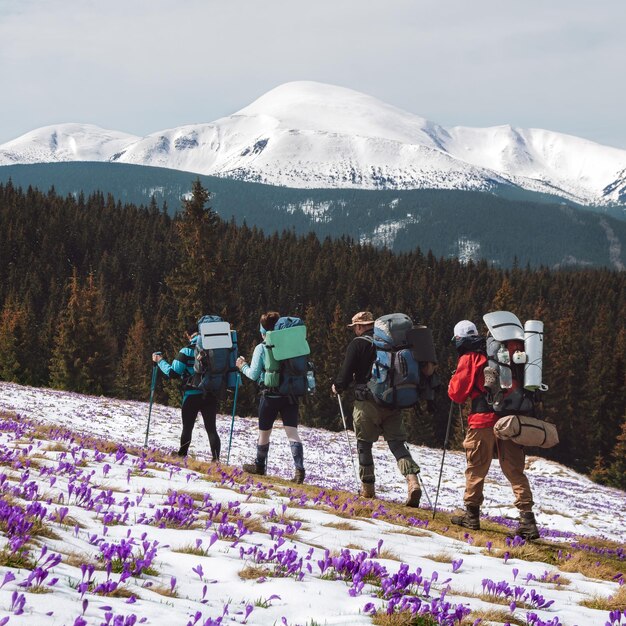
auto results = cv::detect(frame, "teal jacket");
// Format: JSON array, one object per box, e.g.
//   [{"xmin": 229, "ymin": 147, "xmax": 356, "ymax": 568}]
[
  {"xmin": 240, "ymin": 343, "xmax": 265, "ymax": 384},
  {"xmin": 157, "ymin": 334, "xmax": 202, "ymax": 404}
]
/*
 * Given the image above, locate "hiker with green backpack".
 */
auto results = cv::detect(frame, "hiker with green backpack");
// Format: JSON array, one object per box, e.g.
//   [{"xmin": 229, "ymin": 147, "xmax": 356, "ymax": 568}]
[{"xmin": 236, "ymin": 311, "xmax": 311, "ymax": 484}]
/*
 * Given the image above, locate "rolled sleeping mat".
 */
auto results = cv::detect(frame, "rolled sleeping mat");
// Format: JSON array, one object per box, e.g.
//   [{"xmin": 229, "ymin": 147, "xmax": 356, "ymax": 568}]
[{"xmin": 524, "ymin": 320, "xmax": 544, "ymax": 391}]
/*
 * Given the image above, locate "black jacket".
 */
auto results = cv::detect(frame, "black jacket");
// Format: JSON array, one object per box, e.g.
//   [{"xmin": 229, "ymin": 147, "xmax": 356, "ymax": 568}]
[{"xmin": 334, "ymin": 329, "xmax": 376, "ymax": 393}]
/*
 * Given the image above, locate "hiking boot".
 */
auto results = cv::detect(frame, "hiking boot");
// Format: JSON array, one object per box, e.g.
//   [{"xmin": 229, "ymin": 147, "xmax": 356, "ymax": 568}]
[
  {"xmin": 451, "ymin": 505, "xmax": 480, "ymax": 530},
  {"xmin": 360, "ymin": 482, "xmax": 376, "ymax": 498},
  {"xmin": 242, "ymin": 462, "xmax": 265, "ymax": 476},
  {"xmin": 405, "ymin": 474, "xmax": 421, "ymax": 508},
  {"xmin": 293, "ymin": 468, "xmax": 305, "ymax": 484},
  {"xmin": 515, "ymin": 511, "xmax": 539, "ymax": 540}
]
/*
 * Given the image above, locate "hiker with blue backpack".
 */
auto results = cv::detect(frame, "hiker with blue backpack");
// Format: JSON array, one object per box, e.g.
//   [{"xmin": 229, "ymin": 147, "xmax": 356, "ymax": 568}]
[
  {"xmin": 152, "ymin": 316, "xmax": 238, "ymax": 461},
  {"xmin": 235, "ymin": 311, "xmax": 310, "ymax": 484},
  {"xmin": 332, "ymin": 311, "xmax": 429, "ymax": 507}
]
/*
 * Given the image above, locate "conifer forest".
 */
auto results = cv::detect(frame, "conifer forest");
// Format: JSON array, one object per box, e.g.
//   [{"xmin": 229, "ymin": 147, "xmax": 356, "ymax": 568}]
[{"xmin": 0, "ymin": 179, "xmax": 624, "ymax": 489}]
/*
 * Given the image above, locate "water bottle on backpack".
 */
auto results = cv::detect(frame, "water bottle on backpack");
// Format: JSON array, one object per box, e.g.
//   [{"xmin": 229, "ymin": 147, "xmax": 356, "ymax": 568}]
[
  {"xmin": 306, "ymin": 361, "xmax": 316, "ymax": 393},
  {"xmin": 497, "ymin": 344, "xmax": 513, "ymax": 388}
]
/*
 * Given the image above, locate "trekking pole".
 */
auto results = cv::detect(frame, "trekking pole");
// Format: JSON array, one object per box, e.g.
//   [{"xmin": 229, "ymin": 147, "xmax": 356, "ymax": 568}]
[
  {"xmin": 144, "ymin": 363, "xmax": 159, "ymax": 448},
  {"xmin": 432, "ymin": 401, "xmax": 455, "ymax": 519},
  {"xmin": 459, "ymin": 404, "xmax": 465, "ymax": 438},
  {"xmin": 417, "ymin": 473, "xmax": 433, "ymax": 509},
  {"xmin": 226, "ymin": 373, "xmax": 240, "ymax": 465},
  {"xmin": 337, "ymin": 393, "xmax": 360, "ymax": 490}
]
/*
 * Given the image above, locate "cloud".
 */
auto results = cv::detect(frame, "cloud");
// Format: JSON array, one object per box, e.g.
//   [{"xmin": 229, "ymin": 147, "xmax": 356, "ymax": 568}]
[{"xmin": 0, "ymin": 0, "xmax": 625, "ymax": 148}]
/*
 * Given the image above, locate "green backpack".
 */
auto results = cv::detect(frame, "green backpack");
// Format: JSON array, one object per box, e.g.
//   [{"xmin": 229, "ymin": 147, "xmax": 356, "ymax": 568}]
[{"xmin": 262, "ymin": 317, "xmax": 310, "ymax": 396}]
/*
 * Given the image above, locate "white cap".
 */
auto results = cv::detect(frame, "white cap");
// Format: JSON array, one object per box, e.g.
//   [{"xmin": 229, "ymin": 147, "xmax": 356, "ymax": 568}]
[{"xmin": 453, "ymin": 320, "xmax": 478, "ymax": 339}]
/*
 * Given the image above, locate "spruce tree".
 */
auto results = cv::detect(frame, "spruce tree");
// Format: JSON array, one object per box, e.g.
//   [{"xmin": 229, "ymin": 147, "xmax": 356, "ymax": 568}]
[
  {"xmin": 0, "ymin": 296, "xmax": 36, "ymax": 385},
  {"xmin": 114, "ymin": 309, "xmax": 152, "ymax": 400},
  {"xmin": 491, "ymin": 277, "xmax": 515, "ymax": 311},
  {"xmin": 49, "ymin": 271, "xmax": 118, "ymax": 395},
  {"xmin": 605, "ymin": 413, "xmax": 626, "ymax": 490},
  {"xmin": 165, "ymin": 179, "xmax": 222, "ymax": 325}
]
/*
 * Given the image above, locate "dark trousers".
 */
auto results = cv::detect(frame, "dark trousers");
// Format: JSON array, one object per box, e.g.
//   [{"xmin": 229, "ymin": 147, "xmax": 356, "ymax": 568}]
[
  {"xmin": 180, "ymin": 393, "xmax": 220, "ymax": 459},
  {"xmin": 258, "ymin": 395, "xmax": 299, "ymax": 431}
]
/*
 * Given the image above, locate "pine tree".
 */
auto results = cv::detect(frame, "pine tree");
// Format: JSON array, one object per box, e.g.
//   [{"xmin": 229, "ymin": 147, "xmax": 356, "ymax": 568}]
[
  {"xmin": 0, "ymin": 296, "xmax": 37, "ymax": 385},
  {"xmin": 603, "ymin": 411, "xmax": 626, "ymax": 490},
  {"xmin": 49, "ymin": 271, "xmax": 118, "ymax": 395},
  {"xmin": 114, "ymin": 309, "xmax": 152, "ymax": 400},
  {"xmin": 321, "ymin": 303, "xmax": 351, "ymax": 430},
  {"xmin": 491, "ymin": 277, "xmax": 515, "ymax": 311},
  {"xmin": 165, "ymin": 179, "xmax": 222, "ymax": 325}
]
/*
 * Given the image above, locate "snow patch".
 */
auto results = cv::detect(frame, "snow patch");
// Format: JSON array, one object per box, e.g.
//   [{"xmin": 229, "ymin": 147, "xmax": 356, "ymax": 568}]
[{"xmin": 456, "ymin": 236, "xmax": 481, "ymax": 265}]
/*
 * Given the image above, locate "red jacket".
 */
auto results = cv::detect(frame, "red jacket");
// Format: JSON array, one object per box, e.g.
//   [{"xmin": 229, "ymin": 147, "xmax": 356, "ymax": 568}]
[{"xmin": 448, "ymin": 352, "xmax": 498, "ymax": 429}]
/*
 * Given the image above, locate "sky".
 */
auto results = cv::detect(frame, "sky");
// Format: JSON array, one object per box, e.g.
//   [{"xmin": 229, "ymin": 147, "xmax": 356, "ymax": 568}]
[{"xmin": 1, "ymin": 0, "xmax": 625, "ymax": 149}]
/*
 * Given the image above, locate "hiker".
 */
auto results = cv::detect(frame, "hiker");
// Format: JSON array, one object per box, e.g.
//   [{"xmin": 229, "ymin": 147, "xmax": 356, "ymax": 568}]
[
  {"xmin": 235, "ymin": 311, "xmax": 306, "ymax": 484},
  {"xmin": 448, "ymin": 319, "xmax": 539, "ymax": 539},
  {"xmin": 331, "ymin": 311, "xmax": 422, "ymax": 507},
  {"xmin": 152, "ymin": 321, "xmax": 221, "ymax": 461}
]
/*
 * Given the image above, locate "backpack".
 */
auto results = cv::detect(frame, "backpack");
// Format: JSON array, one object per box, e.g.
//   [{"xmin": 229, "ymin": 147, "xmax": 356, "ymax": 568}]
[
  {"xmin": 367, "ymin": 313, "xmax": 423, "ymax": 408},
  {"xmin": 262, "ymin": 316, "xmax": 310, "ymax": 397},
  {"xmin": 187, "ymin": 315, "xmax": 238, "ymax": 395},
  {"xmin": 483, "ymin": 311, "xmax": 543, "ymax": 417}
]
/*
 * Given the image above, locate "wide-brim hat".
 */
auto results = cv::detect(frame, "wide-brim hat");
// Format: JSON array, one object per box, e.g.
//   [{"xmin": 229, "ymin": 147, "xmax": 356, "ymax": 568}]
[{"xmin": 347, "ymin": 311, "xmax": 374, "ymax": 327}]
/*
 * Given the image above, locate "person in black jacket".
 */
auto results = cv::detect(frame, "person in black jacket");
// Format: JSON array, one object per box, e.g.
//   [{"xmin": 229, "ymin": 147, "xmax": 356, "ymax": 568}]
[{"xmin": 332, "ymin": 311, "xmax": 421, "ymax": 506}]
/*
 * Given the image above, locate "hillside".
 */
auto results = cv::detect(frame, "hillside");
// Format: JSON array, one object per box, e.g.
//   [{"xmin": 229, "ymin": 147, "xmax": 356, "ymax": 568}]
[
  {"xmin": 1, "ymin": 162, "xmax": 625, "ymax": 269},
  {"xmin": 0, "ymin": 382, "xmax": 624, "ymax": 626}
]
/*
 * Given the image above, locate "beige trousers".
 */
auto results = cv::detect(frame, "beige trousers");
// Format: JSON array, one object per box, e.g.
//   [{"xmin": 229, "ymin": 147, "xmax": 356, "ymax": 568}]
[{"xmin": 462, "ymin": 426, "xmax": 534, "ymax": 512}]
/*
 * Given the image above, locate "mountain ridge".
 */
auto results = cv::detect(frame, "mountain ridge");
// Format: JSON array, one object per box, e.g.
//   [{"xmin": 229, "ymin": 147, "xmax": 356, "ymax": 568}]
[{"xmin": 2, "ymin": 81, "xmax": 626, "ymax": 205}]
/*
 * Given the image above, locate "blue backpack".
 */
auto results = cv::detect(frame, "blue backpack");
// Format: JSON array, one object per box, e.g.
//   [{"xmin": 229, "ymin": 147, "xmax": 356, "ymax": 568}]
[
  {"xmin": 367, "ymin": 313, "xmax": 421, "ymax": 408},
  {"xmin": 188, "ymin": 315, "xmax": 238, "ymax": 395},
  {"xmin": 263, "ymin": 316, "xmax": 310, "ymax": 397}
]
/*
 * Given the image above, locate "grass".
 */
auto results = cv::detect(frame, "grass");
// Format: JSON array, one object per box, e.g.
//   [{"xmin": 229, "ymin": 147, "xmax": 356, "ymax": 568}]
[
  {"xmin": 462, "ymin": 608, "xmax": 526, "ymax": 626},
  {"xmin": 238, "ymin": 565, "xmax": 272, "ymax": 580},
  {"xmin": 24, "ymin": 584, "xmax": 53, "ymax": 594},
  {"xmin": 423, "ymin": 551, "xmax": 453, "ymax": 563},
  {"xmin": 372, "ymin": 611, "xmax": 438, "ymax": 625},
  {"xmin": 387, "ymin": 528, "xmax": 430, "ymax": 538},
  {"xmin": 172, "ymin": 544, "xmax": 211, "ymax": 557},
  {"xmin": 0, "ymin": 546, "xmax": 35, "ymax": 569},
  {"xmin": 95, "ymin": 586, "xmax": 136, "ymax": 599},
  {"xmin": 580, "ymin": 584, "xmax": 626, "ymax": 611},
  {"xmin": 61, "ymin": 550, "xmax": 94, "ymax": 569},
  {"xmin": 149, "ymin": 584, "xmax": 178, "ymax": 598},
  {"xmin": 108, "ymin": 558, "xmax": 159, "ymax": 577},
  {"xmin": 323, "ymin": 520, "xmax": 358, "ymax": 531},
  {"xmin": 167, "ymin": 488, "xmax": 207, "ymax": 502},
  {"xmin": 223, "ymin": 511, "xmax": 267, "ymax": 534},
  {"xmin": 377, "ymin": 548, "xmax": 402, "ymax": 561}
]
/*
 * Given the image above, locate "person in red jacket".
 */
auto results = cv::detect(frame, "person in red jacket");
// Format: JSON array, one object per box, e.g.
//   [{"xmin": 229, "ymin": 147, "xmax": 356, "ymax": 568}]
[{"xmin": 448, "ymin": 319, "xmax": 539, "ymax": 540}]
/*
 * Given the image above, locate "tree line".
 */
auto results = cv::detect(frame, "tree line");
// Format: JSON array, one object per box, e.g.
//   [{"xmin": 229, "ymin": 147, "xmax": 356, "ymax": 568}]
[{"xmin": 0, "ymin": 179, "xmax": 624, "ymax": 489}]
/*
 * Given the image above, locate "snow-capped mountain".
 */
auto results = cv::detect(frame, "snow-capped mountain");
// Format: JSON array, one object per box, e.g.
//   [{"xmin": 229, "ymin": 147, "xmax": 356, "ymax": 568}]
[{"xmin": 2, "ymin": 81, "xmax": 626, "ymax": 205}]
